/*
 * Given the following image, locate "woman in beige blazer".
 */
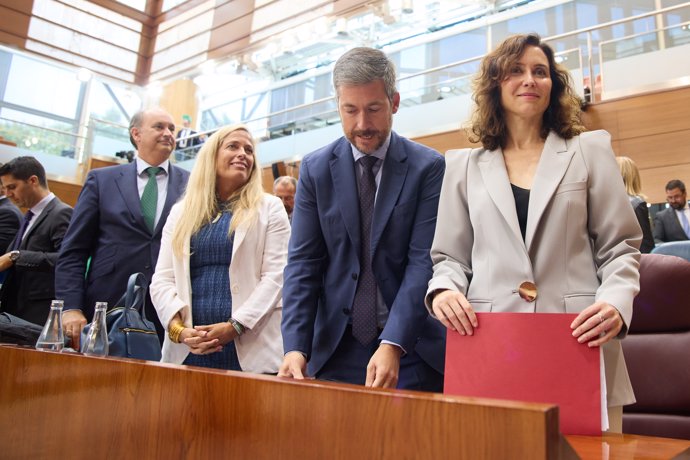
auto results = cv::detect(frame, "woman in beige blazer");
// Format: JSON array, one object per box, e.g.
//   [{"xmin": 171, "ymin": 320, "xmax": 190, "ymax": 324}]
[
  {"xmin": 151, "ymin": 124, "xmax": 290, "ymax": 373},
  {"xmin": 425, "ymin": 34, "xmax": 641, "ymax": 431}
]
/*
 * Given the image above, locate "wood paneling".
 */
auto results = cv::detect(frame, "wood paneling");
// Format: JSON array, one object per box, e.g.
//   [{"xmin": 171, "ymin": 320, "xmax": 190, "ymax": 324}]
[
  {"xmin": 413, "ymin": 129, "xmax": 475, "ymax": 154},
  {"xmin": 0, "ymin": 345, "xmax": 565, "ymax": 460},
  {"xmin": 0, "ymin": 4, "xmax": 30, "ymax": 40},
  {"xmin": 0, "ymin": 0, "xmax": 33, "ymax": 14},
  {"xmin": 2, "ymin": 345, "xmax": 690, "ymax": 459},
  {"xmin": 160, "ymin": 78, "xmax": 199, "ymax": 129},
  {"xmin": 583, "ymin": 85, "xmax": 690, "ymax": 204},
  {"xmin": 47, "ymin": 177, "xmax": 82, "ymax": 207}
]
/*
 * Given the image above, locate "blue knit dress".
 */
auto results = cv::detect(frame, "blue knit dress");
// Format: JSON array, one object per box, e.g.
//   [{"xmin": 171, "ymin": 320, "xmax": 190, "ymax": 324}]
[{"xmin": 183, "ymin": 211, "xmax": 241, "ymax": 370}]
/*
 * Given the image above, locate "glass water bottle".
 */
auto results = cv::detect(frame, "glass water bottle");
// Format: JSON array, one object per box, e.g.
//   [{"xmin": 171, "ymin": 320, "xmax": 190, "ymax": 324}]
[
  {"xmin": 81, "ymin": 302, "xmax": 109, "ymax": 357},
  {"xmin": 35, "ymin": 300, "xmax": 65, "ymax": 351}
]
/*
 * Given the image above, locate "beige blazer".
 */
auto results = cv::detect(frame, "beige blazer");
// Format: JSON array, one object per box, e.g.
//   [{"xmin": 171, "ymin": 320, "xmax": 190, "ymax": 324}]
[
  {"xmin": 426, "ymin": 130, "xmax": 642, "ymax": 407},
  {"xmin": 150, "ymin": 193, "xmax": 290, "ymax": 374}
]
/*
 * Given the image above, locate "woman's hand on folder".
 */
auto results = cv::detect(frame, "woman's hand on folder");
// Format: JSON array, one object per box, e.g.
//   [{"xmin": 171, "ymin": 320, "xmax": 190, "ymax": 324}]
[
  {"xmin": 431, "ymin": 289, "xmax": 478, "ymax": 336},
  {"xmin": 570, "ymin": 302, "xmax": 624, "ymax": 347}
]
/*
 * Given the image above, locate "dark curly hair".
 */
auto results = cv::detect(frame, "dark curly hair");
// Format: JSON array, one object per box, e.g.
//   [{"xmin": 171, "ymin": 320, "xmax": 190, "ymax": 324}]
[{"xmin": 469, "ymin": 33, "xmax": 584, "ymax": 151}]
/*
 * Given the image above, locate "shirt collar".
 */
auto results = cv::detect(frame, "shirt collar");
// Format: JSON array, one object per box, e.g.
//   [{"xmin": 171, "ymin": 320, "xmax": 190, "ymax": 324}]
[
  {"xmin": 136, "ymin": 156, "xmax": 169, "ymax": 176},
  {"xmin": 30, "ymin": 192, "xmax": 55, "ymax": 215}
]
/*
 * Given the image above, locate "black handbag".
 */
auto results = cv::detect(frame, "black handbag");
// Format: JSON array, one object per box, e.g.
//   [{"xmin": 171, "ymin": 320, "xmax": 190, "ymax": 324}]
[{"xmin": 81, "ymin": 273, "xmax": 162, "ymax": 361}]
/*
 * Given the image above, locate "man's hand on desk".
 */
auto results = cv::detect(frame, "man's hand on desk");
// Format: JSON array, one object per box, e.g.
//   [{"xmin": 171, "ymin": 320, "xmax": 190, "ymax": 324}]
[
  {"xmin": 278, "ymin": 351, "xmax": 308, "ymax": 379},
  {"xmin": 63, "ymin": 310, "xmax": 87, "ymax": 350},
  {"xmin": 365, "ymin": 343, "xmax": 401, "ymax": 389}
]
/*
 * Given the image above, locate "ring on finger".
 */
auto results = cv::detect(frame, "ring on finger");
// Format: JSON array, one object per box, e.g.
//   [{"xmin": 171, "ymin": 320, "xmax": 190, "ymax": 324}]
[{"xmin": 597, "ymin": 312, "xmax": 605, "ymax": 324}]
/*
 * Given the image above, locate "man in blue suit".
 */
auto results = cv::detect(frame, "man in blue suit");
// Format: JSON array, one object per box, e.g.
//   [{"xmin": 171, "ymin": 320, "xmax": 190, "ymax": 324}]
[
  {"xmin": 279, "ymin": 47, "xmax": 445, "ymax": 391},
  {"xmin": 56, "ymin": 108, "xmax": 189, "ymax": 348}
]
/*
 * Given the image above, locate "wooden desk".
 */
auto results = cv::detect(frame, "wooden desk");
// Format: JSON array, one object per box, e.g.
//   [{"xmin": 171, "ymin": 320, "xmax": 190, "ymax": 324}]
[
  {"xmin": 0, "ymin": 345, "xmax": 688, "ymax": 459},
  {"xmin": 567, "ymin": 433, "xmax": 690, "ymax": 459}
]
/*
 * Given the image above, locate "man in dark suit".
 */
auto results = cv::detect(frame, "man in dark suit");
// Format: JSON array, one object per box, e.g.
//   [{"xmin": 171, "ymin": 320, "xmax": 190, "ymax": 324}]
[
  {"xmin": 0, "ymin": 156, "xmax": 72, "ymax": 325},
  {"xmin": 0, "ymin": 179, "xmax": 22, "ymax": 253},
  {"xmin": 279, "ymin": 47, "xmax": 445, "ymax": 391},
  {"xmin": 56, "ymin": 107, "xmax": 190, "ymax": 348},
  {"xmin": 653, "ymin": 179, "xmax": 690, "ymax": 244},
  {"xmin": 175, "ymin": 114, "xmax": 202, "ymax": 161}
]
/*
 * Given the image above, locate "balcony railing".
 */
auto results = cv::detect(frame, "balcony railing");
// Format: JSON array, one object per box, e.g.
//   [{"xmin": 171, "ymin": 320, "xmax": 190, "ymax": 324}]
[{"xmin": 1, "ymin": 2, "xmax": 688, "ymax": 169}]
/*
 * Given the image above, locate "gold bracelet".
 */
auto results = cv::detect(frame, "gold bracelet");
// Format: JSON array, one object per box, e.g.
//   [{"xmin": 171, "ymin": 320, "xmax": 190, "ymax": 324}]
[{"xmin": 168, "ymin": 322, "xmax": 185, "ymax": 343}]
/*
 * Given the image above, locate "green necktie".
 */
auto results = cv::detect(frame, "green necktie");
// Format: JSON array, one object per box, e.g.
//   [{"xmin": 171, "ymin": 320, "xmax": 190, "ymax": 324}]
[{"xmin": 141, "ymin": 166, "xmax": 162, "ymax": 232}]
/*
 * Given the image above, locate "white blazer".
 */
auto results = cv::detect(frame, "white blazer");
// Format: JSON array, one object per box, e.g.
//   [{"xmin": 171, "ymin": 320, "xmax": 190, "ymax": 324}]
[
  {"xmin": 150, "ymin": 193, "xmax": 290, "ymax": 374},
  {"xmin": 426, "ymin": 130, "xmax": 642, "ymax": 407}
]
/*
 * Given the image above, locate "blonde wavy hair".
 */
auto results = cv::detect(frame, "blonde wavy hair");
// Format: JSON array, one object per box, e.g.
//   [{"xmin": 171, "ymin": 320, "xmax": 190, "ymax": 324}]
[
  {"xmin": 616, "ymin": 156, "xmax": 647, "ymax": 201},
  {"xmin": 172, "ymin": 124, "xmax": 263, "ymax": 257}
]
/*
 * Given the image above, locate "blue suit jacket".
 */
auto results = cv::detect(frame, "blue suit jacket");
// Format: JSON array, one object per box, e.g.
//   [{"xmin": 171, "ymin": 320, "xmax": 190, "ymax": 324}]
[
  {"xmin": 282, "ymin": 132, "xmax": 446, "ymax": 376},
  {"xmin": 55, "ymin": 162, "xmax": 189, "ymax": 320}
]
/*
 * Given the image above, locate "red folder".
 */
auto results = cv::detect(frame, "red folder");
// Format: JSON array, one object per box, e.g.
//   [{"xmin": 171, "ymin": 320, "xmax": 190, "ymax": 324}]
[{"xmin": 444, "ymin": 312, "xmax": 601, "ymax": 435}]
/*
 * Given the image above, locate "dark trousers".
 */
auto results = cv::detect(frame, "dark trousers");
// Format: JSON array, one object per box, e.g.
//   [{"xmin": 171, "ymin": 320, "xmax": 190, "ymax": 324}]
[{"xmin": 316, "ymin": 325, "xmax": 443, "ymax": 392}]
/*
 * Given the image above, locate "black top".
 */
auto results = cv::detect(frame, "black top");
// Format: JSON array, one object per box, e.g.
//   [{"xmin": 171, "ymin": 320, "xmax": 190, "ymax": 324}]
[
  {"xmin": 511, "ymin": 183, "xmax": 530, "ymax": 241},
  {"xmin": 629, "ymin": 195, "xmax": 655, "ymax": 253}
]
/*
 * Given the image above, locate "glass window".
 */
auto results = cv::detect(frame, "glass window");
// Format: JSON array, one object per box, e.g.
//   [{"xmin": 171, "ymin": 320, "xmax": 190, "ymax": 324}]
[
  {"xmin": 28, "ymin": 18, "xmax": 138, "ymax": 72},
  {"xmin": 32, "ymin": 0, "xmax": 141, "ymax": 51},
  {"xmin": 0, "ymin": 108, "xmax": 77, "ymax": 157},
  {"xmin": 4, "ymin": 54, "xmax": 82, "ymax": 119},
  {"xmin": 25, "ymin": 40, "xmax": 136, "ymax": 82},
  {"xmin": 162, "ymin": 0, "xmax": 190, "ymax": 12}
]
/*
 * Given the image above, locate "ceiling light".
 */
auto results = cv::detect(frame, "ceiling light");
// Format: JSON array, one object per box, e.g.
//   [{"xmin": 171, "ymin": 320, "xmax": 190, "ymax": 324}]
[
  {"xmin": 402, "ymin": 0, "xmax": 413, "ymax": 14},
  {"xmin": 335, "ymin": 18, "xmax": 348, "ymax": 36},
  {"xmin": 76, "ymin": 68, "xmax": 92, "ymax": 82},
  {"xmin": 146, "ymin": 81, "xmax": 162, "ymax": 98}
]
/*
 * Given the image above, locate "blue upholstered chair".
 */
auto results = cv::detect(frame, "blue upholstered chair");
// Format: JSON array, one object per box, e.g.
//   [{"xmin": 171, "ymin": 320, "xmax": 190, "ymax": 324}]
[{"xmin": 651, "ymin": 241, "xmax": 690, "ymax": 263}]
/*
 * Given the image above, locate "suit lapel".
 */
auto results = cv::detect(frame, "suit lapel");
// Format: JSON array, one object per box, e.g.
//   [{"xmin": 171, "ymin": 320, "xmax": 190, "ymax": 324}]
[
  {"xmin": 115, "ymin": 162, "xmax": 147, "ymax": 230},
  {"xmin": 478, "ymin": 147, "xmax": 523, "ymax": 244},
  {"xmin": 154, "ymin": 165, "xmax": 187, "ymax": 236},
  {"xmin": 330, "ymin": 140, "xmax": 361, "ymax": 251},
  {"xmin": 525, "ymin": 132, "xmax": 574, "ymax": 250},
  {"xmin": 232, "ymin": 215, "xmax": 248, "ymax": 259},
  {"xmin": 21, "ymin": 198, "xmax": 57, "ymax": 247},
  {"xmin": 371, "ymin": 133, "xmax": 407, "ymax": 255}
]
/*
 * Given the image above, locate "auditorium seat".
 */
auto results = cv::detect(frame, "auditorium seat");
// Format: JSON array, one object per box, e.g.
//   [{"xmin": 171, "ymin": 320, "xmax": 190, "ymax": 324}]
[
  {"xmin": 621, "ymin": 253, "xmax": 690, "ymax": 440},
  {"xmin": 651, "ymin": 241, "xmax": 690, "ymax": 263}
]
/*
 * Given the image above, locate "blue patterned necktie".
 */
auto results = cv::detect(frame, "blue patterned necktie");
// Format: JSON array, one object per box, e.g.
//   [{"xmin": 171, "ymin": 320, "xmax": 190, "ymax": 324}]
[
  {"xmin": 141, "ymin": 167, "xmax": 162, "ymax": 232},
  {"xmin": 11, "ymin": 210, "xmax": 34, "ymax": 251},
  {"xmin": 351, "ymin": 155, "xmax": 379, "ymax": 346}
]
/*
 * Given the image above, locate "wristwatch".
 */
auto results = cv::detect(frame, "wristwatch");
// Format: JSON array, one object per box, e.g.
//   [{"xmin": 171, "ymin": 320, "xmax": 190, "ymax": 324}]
[{"xmin": 9, "ymin": 250, "xmax": 20, "ymax": 262}]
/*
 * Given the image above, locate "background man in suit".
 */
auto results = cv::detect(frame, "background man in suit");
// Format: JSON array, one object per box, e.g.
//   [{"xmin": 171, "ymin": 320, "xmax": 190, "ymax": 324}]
[
  {"xmin": 57, "ymin": 107, "xmax": 190, "ymax": 348},
  {"xmin": 279, "ymin": 47, "xmax": 446, "ymax": 391},
  {"xmin": 272, "ymin": 176, "xmax": 297, "ymax": 223},
  {"xmin": 0, "ymin": 177, "xmax": 22, "ymax": 253},
  {"xmin": 175, "ymin": 114, "xmax": 202, "ymax": 161},
  {"xmin": 653, "ymin": 179, "xmax": 690, "ymax": 244},
  {"xmin": 0, "ymin": 156, "xmax": 72, "ymax": 325}
]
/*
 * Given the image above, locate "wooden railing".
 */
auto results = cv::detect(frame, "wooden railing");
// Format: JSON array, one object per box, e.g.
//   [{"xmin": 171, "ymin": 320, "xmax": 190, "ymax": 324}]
[{"xmin": 2, "ymin": 345, "xmax": 690, "ymax": 459}]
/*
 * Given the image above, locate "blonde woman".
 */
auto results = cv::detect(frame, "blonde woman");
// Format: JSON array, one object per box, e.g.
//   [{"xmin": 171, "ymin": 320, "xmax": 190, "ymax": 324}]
[
  {"xmin": 616, "ymin": 156, "xmax": 654, "ymax": 253},
  {"xmin": 151, "ymin": 124, "xmax": 289, "ymax": 373}
]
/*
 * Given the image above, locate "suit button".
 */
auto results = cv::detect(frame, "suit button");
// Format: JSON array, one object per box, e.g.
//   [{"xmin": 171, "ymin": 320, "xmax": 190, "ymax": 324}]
[
  {"xmin": 342, "ymin": 308, "xmax": 351, "ymax": 315},
  {"xmin": 232, "ymin": 285, "xmax": 239, "ymax": 294},
  {"xmin": 144, "ymin": 264, "xmax": 151, "ymax": 270},
  {"xmin": 518, "ymin": 281, "xmax": 537, "ymax": 302},
  {"xmin": 351, "ymin": 273, "xmax": 358, "ymax": 280}
]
